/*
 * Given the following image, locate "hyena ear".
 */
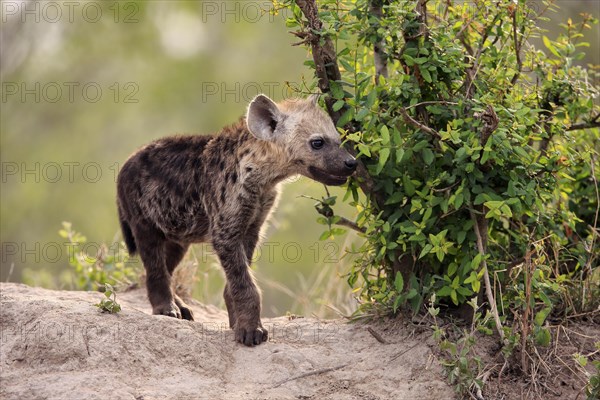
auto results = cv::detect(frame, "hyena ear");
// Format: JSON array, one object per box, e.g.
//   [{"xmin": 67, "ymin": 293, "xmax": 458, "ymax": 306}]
[{"xmin": 246, "ymin": 94, "xmax": 284, "ymax": 141}]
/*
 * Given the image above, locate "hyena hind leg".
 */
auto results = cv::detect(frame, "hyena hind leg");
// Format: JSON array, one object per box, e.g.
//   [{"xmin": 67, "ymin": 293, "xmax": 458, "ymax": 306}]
[
  {"xmin": 135, "ymin": 229, "xmax": 182, "ymax": 319},
  {"xmin": 166, "ymin": 242, "xmax": 194, "ymax": 321}
]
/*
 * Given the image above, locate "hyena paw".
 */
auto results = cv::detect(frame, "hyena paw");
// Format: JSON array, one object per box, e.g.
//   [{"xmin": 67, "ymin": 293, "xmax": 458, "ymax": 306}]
[
  {"xmin": 235, "ymin": 322, "xmax": 268, "ymax": 346},
  {"xmin": 153, "ymin": 301, "xmax": 182, "ymax": 319},
  {"xmin": 174, "ymin": 296, "xmax": 195, "ymax": 321}
]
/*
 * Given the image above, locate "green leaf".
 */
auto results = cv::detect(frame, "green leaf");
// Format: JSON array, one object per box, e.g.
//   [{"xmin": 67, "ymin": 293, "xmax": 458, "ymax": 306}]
[
  {"xmin": 365, "ymin": 90, "xmax": 377, "ymax": 108},
  {"xmin": 464, "ymin": 272, "xmax": 477, "ymax": 284},
  {"xmin": 472, "ymin": 279, "xmax": 480, "ymax": 293},
  {"xmin": 454, "ymin": 192, "xmax": 464, "ymax": 209},
  {"xmin": 393, "ymin": 294, "xmax": 404, "ymax": 313},
  {"xmin": 337, "ymin": 108, "xmax": 354, "ymax": 127},
  {"xmin": 355, "ymin": 108, "xmax": 370, "ymax": 121},
  {"xmin": 375, "ymin": 148, "xmax": 390, "ymax": 174},
  {"xmin": 380, "ymin": 126, "xmax": 390, "ymax": 145},
  {"xmin": 403, "ymin": 54, "xmax": 415, "ymax": 66},
  {"xmin": 402, "ymin": 175, "xmax": 416, "ymax": 196},
  {"xmin": 543, "ymin": 36, "xmax": 561, "ymax": 57},
  {"xmin": 535, "ymin": 327, "xmax": 551, "ymax": 347},
  {"xmin": 395, "ymin": 148, "xmax": 405, "ymax": 163},
  {"xmin": 448, "ymin": 263, "xmax": 458, "ymax": 276},
  {"xmin": 394, "ymin": 272, "xmax": 404, "ymax": 292},
  {"xmin": 450, "ymin": 289, "xmax": 458, "ymax": 305},
  {"xmin": 457, "ymin": 230, "xmax": 467, "ymax": 244},
  {"xmin": 413, "ymin": 140, "xmax": 429, "ymax": 152},
  {"xmin": 500, "ymin": 204, "xmax": 513, "ymax": 217},
  {"xmin": 422, "ymin": 148, "xmax": 434, "ymax": 165},
  {"xmin": 534, "ymin": 307, "xmax": 552, "ymax": 326},
  {"xmin": 421, "ymin": 68, "xmax": 432, "ymax": 83},
  {"xmin": 357, "ymin": 143, "xmax": 371, "ymax": 158},
  {"xmin": 419, "ymin": 244, "xmax": 433, "ymax": 259},
  {"xmin": 437, "ymin": 286, "xmax": 452, "ymax": 297},
  {"xmin": 339, "ymin": 58, "xmax": 354, "ymax": 72},
  {"xmin": 436, "ymin": 248, "xmax": 445, "ymax": 262},
  {"xmin": 319, "ymin": 231, "xmax": 332, "ymax": 241},
  {"xmin": 332, "ymin": 100, "xmax": 345, "ymax": 112},
  {"xmin": 330, "ymin": 81, "xmax": 344, "ymax": 99}
]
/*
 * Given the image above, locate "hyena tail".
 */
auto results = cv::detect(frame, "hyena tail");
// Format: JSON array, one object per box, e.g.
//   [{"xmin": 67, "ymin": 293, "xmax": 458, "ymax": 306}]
[{"xmin": 119, "ymin": 214, "xmax": 137, "ymax": 256}]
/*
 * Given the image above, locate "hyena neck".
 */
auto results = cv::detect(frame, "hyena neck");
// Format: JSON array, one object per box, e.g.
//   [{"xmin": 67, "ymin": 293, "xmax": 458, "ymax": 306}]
[{"xmin": 219, "ymin": 118, "xmax": 295, "ymax": 189}]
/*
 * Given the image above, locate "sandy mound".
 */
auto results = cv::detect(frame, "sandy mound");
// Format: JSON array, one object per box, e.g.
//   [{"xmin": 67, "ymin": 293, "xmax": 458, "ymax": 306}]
[{"xmin": 0, "ymin": 283, "xmax": 454, "ymax": 399}]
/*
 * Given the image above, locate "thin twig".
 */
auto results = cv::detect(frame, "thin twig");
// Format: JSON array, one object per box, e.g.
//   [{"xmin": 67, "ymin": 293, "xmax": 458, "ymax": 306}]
[
  {"xmin": 510, "ymin": 5, "xmax": 523, "ymax": 85},
  {"xmin": 405, "ymin": 101, "xmax": 459, "ymax": 110},
  {"xmin": 583, "ymin": 154, "xmax": 600, "ymax": 309},
  {"xmin": 336, "ymin": 217, "xmax": 366, "ymax": 234},
  {"xmin": 565, "ymin": 309, "xmax": 600, "ymax": 320},
  {"xmin": 566, "ymin": 113, "xmax": 600, "ymax": 131},
  {"xmin": 522, "ymin": 250, "xmax": 532, "ymax": 372},
  {"xmin": 399, "ymin": 107, "xmax": 442, "ymax": 140},
  {"xmin": 271, "ymin": 364, "xmax": 347, "ymax": 388},
  {"xmin": 303, "ymin": 192, "xmax": 366, "ymax": 234},
  {"xmin": 367, "ymin": 326, "xmax": 388, "ymax": 344},
  {"xmin": 390, "ymin": 340, "xmax": 422, "ymax": 362},
  {"xmin": 369, "ymin": 0, "xmax": 388, "ymax": 82},
  {"xmin": 470, "ymin": 210, "xmax": 505, "ymax": 341}
]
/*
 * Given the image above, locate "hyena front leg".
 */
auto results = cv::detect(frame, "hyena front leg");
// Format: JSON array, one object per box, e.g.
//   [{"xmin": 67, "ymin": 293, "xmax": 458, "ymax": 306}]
[
  {"xmin": 223, "ymin": 221, "xmax": 261, "ymax": 329},
  {"xmin": 213, "ymin": 222, "xmax": 268, "ymax": 346},
  {"xmin": 243, "ymin": 221, "xmax": 262, "ymax": 264},
  {"xmin": 223, "ymin": 283, "xmax": 236, "ymax": 329}
]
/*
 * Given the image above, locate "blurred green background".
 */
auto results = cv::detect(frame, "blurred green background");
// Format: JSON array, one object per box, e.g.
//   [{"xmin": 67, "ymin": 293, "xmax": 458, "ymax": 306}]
[{"xmin": 1, "ymin": 0, "xmax": 598, "ymax": 317}]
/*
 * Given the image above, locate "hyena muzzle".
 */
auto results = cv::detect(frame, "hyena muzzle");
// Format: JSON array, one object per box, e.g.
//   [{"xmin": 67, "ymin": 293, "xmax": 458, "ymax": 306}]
[{"xmin": 117, "ymin": 94, "xmax": 357, "ymax": 346}]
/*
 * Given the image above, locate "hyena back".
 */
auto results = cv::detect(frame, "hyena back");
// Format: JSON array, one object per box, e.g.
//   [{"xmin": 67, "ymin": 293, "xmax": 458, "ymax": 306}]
[{"xmin": 117, "ymin": 94, "xmax": 357, "ymax": 346}]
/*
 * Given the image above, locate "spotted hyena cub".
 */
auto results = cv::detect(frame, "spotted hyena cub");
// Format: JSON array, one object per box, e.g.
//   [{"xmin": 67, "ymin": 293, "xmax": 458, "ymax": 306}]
[{"xmin": 117, "ymin": 94, "xmax": 357, "ymax": 346}]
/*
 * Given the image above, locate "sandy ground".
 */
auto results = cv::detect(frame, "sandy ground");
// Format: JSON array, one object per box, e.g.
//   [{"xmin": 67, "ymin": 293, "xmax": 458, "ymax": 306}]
[{"xmin": 0, "ymin": 283, "xmax": 455, "ymax": 400}]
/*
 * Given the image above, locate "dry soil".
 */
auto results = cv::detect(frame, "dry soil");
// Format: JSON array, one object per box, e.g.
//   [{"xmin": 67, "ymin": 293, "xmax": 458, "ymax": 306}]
[{"xmin": 0, "ymin": 283, "xmax": 455, "ymax": 400}]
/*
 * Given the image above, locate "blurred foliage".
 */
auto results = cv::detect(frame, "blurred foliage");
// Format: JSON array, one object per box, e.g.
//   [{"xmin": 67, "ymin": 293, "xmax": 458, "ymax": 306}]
[
  {"xmin": 55, "ymin": 222, "xmax": 139, "ymax": 291},
  {"xmin": 283, "ymin": 0, "xmax": 599, "ymax": 323}
]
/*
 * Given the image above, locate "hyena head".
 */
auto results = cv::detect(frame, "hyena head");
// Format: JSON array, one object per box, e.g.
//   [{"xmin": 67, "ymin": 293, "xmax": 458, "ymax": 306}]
[{"xmin": 246, "ymin": 94, "xmax": 357, "ymax": 185}]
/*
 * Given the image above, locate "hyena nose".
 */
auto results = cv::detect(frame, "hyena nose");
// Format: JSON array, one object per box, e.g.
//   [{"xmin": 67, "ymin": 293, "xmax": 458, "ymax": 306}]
[{"xmin": 344, "ymin": 158, "xmax": 358, "ymax": 171}]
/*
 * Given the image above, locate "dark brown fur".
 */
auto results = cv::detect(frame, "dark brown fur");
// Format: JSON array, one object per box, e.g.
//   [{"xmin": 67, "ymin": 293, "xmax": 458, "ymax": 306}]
[{"xmin": 117, "ymin": 95, "xmax": 356, "ymax": 346}]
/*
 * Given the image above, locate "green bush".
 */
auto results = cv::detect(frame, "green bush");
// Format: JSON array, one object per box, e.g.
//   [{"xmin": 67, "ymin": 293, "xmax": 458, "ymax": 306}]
[{"xmin": 282, "ymin": 0, "xmax": 599, "ymax": 321}]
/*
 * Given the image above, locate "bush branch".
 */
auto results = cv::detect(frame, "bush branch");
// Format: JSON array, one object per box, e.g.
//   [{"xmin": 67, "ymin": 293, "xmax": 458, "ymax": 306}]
[
  {"xmin": 369, "ymin": 0, "xmax": 389, "ymax": 82},
  {"xmin": 509, "ymin": 6, "xmax": 524, "ymax": 86},
  {"xmin": 470, "ymin": 210, "xmax": 505, "ymax": 341},
  {"xmin": 566, "ymin": 113, "xmax": 600, "ymax": 131},
  {"xmin": 335, "ymin": 216, "xmax": 366, "ymax": 234},
  {"xmin": 294, "ymin": 0, "xmax": 381, "ymax": 206},
  {"xmin": 294, "ymin": 0, "xmax": 343, "ymax": 120},
  {"xmin": 399, "ymin": 107, "xmax": 441, "ymax": 140}
]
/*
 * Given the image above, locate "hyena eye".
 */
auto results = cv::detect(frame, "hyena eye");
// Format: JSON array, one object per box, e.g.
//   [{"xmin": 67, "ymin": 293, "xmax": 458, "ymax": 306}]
[{"xmin": 310, "ymin": 138, "xmax": 325, "ymax": 150}]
